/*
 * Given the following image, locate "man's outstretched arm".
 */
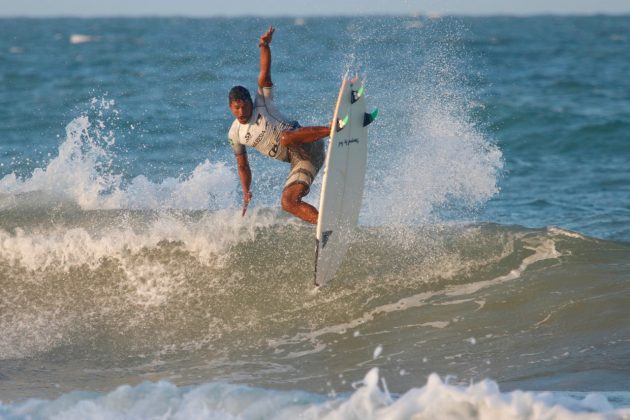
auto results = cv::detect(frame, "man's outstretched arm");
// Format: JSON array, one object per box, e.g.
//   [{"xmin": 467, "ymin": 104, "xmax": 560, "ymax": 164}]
[
  {"xmin": 236, "ymin": 152, "xmax": 252, "ymax": 216},
  {"xmin": 258, "ymin": 26, "xmax": 274, "ymax": 89}
]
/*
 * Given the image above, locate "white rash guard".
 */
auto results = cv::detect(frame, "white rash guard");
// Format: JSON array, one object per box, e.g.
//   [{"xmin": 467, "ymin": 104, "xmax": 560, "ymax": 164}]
[{"xmin": 228, "ymin": 86, "xmax": 296, "ymax": 162}]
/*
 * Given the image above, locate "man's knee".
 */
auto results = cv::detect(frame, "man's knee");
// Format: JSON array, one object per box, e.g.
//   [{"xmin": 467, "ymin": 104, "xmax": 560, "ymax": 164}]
[
  {"xmin": 281, "ymin": 191, "xmax": 294, "ymax": 211},
  {"xmin": 281, "ymin": 188, "xmax": 297, "ymax": 211}
]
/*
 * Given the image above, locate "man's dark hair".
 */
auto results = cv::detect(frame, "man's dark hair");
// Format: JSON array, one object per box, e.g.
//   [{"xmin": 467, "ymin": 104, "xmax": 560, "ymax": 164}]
[{"xmin": 229, "ymin": 86, "xmax": 252, "ymax": 104}]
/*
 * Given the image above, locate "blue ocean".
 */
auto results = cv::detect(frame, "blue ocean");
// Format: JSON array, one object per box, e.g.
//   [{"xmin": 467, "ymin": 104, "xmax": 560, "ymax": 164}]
[{"xmin": 1, "ymin": 15, "xmax": 630, "ymax": 419}]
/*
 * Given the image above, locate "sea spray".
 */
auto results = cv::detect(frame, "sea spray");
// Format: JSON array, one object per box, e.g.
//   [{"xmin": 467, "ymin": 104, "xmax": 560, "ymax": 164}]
[
  {"xmin": 0, "ymin": 98, "xmax": 237, "ymax": 211},
  {"xmin": 362, "ymin": 19, "xmax": 503, "ymax": 226},
  {"xmin": 0, "ymin": 112, "xmax": 125, "ymax": 209}
]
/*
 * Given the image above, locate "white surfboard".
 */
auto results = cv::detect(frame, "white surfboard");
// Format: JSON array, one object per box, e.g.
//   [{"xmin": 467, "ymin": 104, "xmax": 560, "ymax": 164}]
[{"xmin": 314, "ymin": 77, "xmax": 377, "ymax": 286}]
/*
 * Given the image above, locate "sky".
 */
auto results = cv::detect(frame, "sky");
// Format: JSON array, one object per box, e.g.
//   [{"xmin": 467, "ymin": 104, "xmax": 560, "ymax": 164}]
[{"xmin": 1, "ymin": 0, "xmax": 629, "ymax": 17}]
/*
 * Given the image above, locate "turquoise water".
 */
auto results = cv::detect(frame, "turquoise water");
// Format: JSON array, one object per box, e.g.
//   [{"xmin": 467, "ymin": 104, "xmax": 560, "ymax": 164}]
[{"xmin": 1, "ymin": 16, "xmax": 629, "ymax": 418}]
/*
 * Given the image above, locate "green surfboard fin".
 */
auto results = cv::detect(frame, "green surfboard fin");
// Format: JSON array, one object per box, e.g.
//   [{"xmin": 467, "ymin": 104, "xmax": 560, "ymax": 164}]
[
  {"xmin": 357, "ymin": 85, "xmax": 365, "ymax": 98},
  {"xmin": 351, "ymin": 85, "xmax": 365, "ymax": 104},
  {"xmin": 363, "ymin": 108, "xmax": 378, "ymax": 127},
  {"xmin": 337, "ymin": 114, "xmax": 349, "ymax": 131}
]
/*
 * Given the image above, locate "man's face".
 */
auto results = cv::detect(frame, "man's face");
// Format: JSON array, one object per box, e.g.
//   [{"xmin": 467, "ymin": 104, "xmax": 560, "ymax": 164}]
[{"xmin": 229, "ymin": 99, "xmax": 253, "ymax": 124}]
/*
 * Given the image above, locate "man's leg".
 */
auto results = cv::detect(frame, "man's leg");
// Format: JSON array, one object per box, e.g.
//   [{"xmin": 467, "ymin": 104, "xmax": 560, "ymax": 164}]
[
  {"xmin": 281, "ymin": 183, "xmax": 318, "ymax": 224},
  {"xmin": 280, "ymin": 126, "xmax": 329, "ymax": 147}
]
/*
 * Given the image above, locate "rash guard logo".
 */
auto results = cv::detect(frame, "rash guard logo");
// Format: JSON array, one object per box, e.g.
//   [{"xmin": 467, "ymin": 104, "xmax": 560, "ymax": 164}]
[{"xmin": 252, "ymin": 130, "xmax": 266, "ymax": 148}]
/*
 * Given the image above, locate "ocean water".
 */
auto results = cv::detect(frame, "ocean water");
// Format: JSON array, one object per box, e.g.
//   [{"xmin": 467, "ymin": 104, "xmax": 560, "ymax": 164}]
[{"xmin": 1, "ymin": 15, "xmax": 629, "ymax": 419}]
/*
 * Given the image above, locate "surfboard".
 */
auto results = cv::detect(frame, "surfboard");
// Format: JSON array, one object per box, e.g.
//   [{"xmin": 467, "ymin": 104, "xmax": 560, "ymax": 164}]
[{"xmin": 314, "ymin": 77, "xmax": 377, "ymax": 286}]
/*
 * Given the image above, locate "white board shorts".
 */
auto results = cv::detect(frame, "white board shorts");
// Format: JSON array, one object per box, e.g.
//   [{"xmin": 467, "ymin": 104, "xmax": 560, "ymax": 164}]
[{"xmin": 284, "ymin": 139, "xmax": 325, "ymax": 193}]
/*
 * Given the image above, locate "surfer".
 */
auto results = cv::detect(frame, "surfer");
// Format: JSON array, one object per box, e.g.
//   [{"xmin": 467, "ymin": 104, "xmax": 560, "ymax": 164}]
[{"xmin": 227, "ymin": 26, "xmax": 330, "ymax": 224}]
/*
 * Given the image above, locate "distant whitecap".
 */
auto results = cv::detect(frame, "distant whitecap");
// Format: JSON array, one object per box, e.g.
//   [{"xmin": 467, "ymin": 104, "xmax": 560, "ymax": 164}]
[{"xmin": 69, "ymin": 34, "xmax": 94, "ymax": 44}]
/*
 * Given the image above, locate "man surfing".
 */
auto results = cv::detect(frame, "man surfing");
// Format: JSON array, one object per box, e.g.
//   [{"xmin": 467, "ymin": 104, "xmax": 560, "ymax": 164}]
[{"xmin": 227, "ymin": 26, "xmax": 330, "ymax": 224}]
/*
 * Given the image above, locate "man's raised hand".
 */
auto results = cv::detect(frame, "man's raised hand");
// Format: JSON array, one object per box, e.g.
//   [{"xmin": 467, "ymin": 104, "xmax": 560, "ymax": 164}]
[{"xmin": 259, "ymin": 26, "xmax": 275, "ymax": 47}]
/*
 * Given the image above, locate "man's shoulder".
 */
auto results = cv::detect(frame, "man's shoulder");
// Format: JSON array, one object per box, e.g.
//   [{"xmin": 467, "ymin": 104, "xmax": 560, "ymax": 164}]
[
  {"xmin": 255, "ymin": 86, "xmax": 274, "ymax": 105},
  {"xmin": 228, "ymin": 119, "xmax": 241, "ymax": 139}
]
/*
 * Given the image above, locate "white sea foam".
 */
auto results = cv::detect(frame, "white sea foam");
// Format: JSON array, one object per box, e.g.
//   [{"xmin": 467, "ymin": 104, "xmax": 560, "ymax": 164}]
[
  {"xmin": 0, "ymin": 208, "xmax": 280, "ymax": 359},
  {"xmin": 547, "ymin": 226, "xmax": 587, "ymax": 240},
  {"xmin": 0, "ymin": 209, "xmax": 278, "ymax": 272},
  {"xmin": 364, "ymin": 34, "xmax": 503, "ymax": 225},
  {"xmin": 0, "ymin": 99, "xmax": 239, "ymax": 213},
  {"xmin": 1, "ymin": 368, "xmax": 627, "ymax": 419},
  {"xmin": 373, "ymin": 345, "xmax": 383, "ymax": 359}
]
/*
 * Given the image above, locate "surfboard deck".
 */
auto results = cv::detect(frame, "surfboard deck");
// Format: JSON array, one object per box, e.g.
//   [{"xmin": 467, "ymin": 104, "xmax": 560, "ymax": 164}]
[{"xmin": 314, "ymin": 77, "xmax": 374, "ymax": 287}]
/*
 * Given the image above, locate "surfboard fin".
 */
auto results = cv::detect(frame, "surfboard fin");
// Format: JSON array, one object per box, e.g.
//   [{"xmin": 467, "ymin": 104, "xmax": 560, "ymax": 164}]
[
  {"xmin": 336, "ymin": 114, "xmax": 349, "ymax": 131},
  {"xmin": 314, "ymin": 239, "xmax": 320, "ymax": 286},
  {"xmin": 351, "ymin": 85, "xmax": 365, "ymax": 104},
  {"xmin": 363, "ymin": 108, "xmax": 379, "ymax": 127}
]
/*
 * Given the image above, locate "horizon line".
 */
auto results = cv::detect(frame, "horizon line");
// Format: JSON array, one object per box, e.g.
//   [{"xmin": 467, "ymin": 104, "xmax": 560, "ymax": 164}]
[{"xmin": 1, "ymin": 11, "xmax": 629, "ymax": 19}]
